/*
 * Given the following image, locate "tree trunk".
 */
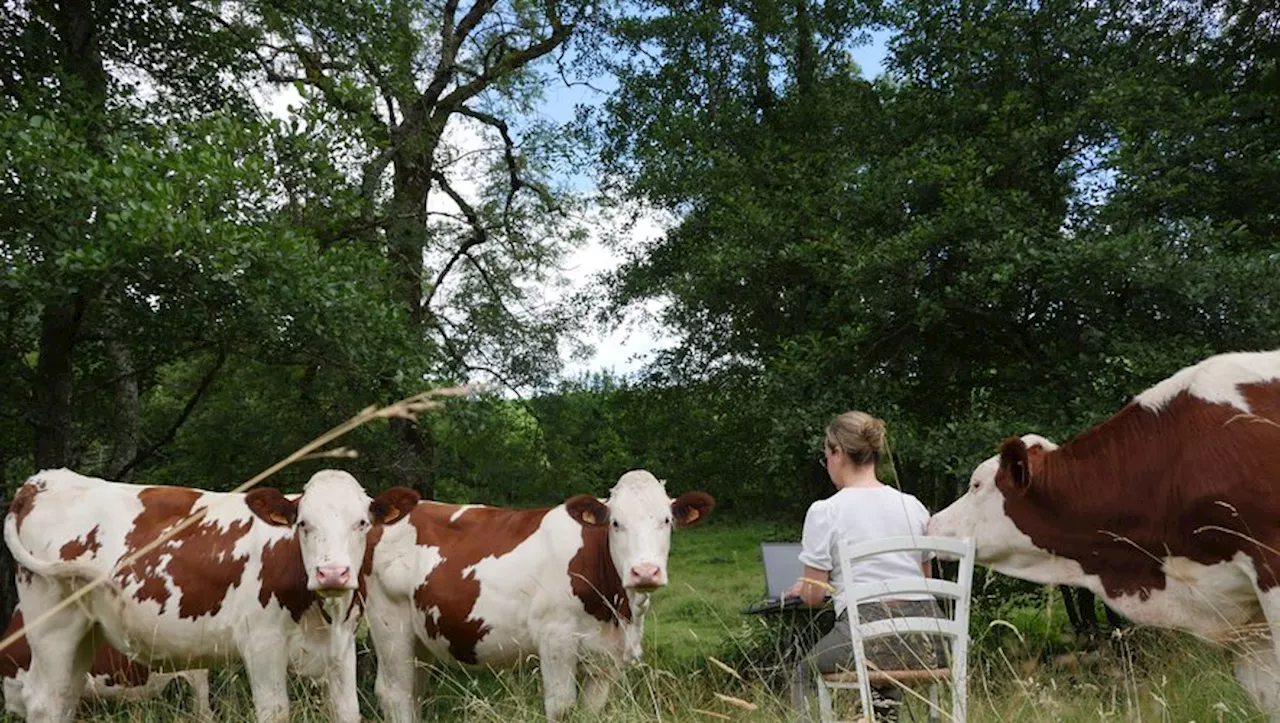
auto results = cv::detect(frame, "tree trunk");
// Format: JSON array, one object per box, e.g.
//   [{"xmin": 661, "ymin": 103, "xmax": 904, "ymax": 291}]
[
  {"xmin": 389, "ymin": 417, "xmax": 435, "ymax": 500},
  {"xmin": 793, "ymin": 0, "xmax": 815, "ymax": 100},
  {"xmin": 387, "ymin": 126, "xmax": 434, "ymax": 325},
  {"xmin": 383, "ymin": 123, "xmax": 440, "ymax": 500},
  {"xmin": 30, "ymin": 0, "xmax": 109, "ymax": 471},
  {"xmin": 105, "ymin": 338, "xmax": 140, "ymax": 481},
  {"xmin": 32, "ymin": 295, "xmax": 85, "ymax": 469}
]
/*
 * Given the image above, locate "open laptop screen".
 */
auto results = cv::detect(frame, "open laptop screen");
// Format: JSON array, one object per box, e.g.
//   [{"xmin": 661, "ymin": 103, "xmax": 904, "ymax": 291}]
[{"xmin": 760, "ymin": 542, "xmax": 805, "ymax": 601}]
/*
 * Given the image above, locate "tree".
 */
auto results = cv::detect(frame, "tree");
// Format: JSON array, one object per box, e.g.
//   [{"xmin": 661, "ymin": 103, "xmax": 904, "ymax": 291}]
[
  {"xmin": 0, "ymin": 0, "xmax": 439, "ymax": 498},
  {"xmin": 244, "ymin": 0, "xmax": 600, "ymax": 495},
  {"xmin": 594, "ymin": 0, "xmax": 1280, "ymax": 508}
]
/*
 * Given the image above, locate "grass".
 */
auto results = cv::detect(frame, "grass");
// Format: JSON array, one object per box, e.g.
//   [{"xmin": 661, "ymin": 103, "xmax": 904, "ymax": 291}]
[{"xmin": 1, "ymin": 520, "xmax": 1268, "ymax": 721}]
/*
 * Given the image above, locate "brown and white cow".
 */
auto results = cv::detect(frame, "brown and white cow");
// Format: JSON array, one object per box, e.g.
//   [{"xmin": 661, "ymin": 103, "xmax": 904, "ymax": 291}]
[
  {"xmin": 927, "ymin": 350, "xmax": 1280, "ymax": 718},
  {"xmin": 3, "ymin": 468, "xmax": 419, "ymax": 723},
  {"xmin": 1, "ymin": 607, "xmax": 212, "ymax": 721},
  {"xmin": 365, "ymin": 470, "xmax": 715, "ymax": 722}
]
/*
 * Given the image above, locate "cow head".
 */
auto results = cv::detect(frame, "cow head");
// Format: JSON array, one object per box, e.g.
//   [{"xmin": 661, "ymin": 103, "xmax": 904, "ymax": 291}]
[
  {"xmin": 926, "ymin": 434, "xmax": 1058, "ymax": 566},
  {"xmin": 246, "ymin": 470, "xmax": 419, "ymax": 597},
  {"xmin": 566, "ymin": 470, "xmax": 715, "ymax": 592}
]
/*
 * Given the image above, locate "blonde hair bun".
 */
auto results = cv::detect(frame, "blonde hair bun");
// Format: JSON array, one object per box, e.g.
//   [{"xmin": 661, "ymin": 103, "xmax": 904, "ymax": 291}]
[{"xmin": 824, "ymin": 411, "xmax": 887, "ymax": 465}]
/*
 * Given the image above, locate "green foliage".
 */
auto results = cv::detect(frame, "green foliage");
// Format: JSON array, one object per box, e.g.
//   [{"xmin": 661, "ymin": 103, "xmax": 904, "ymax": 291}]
[
  {"xmin": 587, "ymin": 0, "xmax": 1280, "ymax": 509},
  {"xmin": 0, "ymin": 0, "xmax": 584, "ymax": 497}
]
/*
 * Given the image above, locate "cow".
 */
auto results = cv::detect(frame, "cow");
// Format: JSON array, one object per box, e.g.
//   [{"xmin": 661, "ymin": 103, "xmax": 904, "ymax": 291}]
[
  {"xmin": 3, "ymin": 468, "xmax": 420, "ymax": 723},
  {"xmin": 1, "ymin": 607, "xmax": 212, "ymax": 721},
  {"xmin": 364, "ymin": 470, "xmax": 715, "ymax": 722},
  {"xmin": 926, "ymin": 349, "xmax": 1280, "ymax": 718}
]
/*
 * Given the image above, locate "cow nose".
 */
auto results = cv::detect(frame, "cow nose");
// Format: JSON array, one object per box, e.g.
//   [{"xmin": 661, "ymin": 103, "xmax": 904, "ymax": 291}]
[
  {"xmin": 630, "ymin": 563, "xmax": 662, "ymax": 587},
  {"xmin": 315, "ymin": 566, "xmax": 351, "ymax": 588}
]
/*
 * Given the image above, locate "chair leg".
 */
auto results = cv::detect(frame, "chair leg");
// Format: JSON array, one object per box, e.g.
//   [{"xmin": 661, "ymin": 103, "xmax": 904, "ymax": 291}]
[
  {"xmin": 816, "ymin": 680, "xmax": 835, "ymax": 723},
  {"xmin": 927, "ymin": 683, "xmax": 940, "ymax": 723}
]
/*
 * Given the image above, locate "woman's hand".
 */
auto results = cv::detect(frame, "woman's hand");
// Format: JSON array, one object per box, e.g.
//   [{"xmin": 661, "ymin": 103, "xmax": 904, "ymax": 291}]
[{"xmin": 787, "ymin": 567, "xmax": 832, "ymax": 607}]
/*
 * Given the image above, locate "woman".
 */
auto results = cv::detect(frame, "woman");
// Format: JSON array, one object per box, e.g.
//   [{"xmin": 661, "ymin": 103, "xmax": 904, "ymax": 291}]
[{"xmin": 787, "ymin": 411, "xmax": 941, "ymax": 722}]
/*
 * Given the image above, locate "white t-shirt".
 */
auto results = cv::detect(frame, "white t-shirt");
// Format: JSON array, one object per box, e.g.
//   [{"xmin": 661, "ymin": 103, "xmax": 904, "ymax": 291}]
[{"xmin": 798, "ymin": 485, "xmax": 934, "ymax": 615}]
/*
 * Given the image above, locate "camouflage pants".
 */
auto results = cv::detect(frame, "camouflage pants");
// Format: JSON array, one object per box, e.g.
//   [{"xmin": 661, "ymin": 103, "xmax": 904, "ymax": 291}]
[{"xmin": 791, "ymin": 600, "xmax": 946, "ymax": 722}]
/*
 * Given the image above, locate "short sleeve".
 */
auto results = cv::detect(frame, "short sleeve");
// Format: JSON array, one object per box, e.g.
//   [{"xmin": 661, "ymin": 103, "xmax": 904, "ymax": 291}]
[
  {"xmin": 913, "ymin": 496, "xmax": 936, "ymax": 563},
  {"xmin": 798, "ymin": 501, "xmax": 834, "ymax": 571}
]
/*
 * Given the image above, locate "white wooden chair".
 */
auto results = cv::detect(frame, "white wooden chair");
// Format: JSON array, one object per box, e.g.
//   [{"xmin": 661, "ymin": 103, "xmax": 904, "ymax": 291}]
[{"xmin": 817, "ymin": 535, "xmax": 975, "ymax": 723}]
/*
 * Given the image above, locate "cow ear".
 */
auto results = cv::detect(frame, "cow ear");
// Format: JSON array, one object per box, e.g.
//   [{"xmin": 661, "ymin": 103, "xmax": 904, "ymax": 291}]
[
  {"xmin": 245, "ymin": 488, "xmax": 298, "ymax": 527},
  {"xmin": 370, "ymin": 486, "xmax": 420, "ymax": 525},
  {"xmin": 998, "ymin": 436, "xmax": 1032, "ymax": 493},
  {"xmin": 672, "ymin": 491, "xmax": 715, "ymax": 528},
  {"xmin": 565, "ymin": 495, "xmax": 609, "ymax": 526}
]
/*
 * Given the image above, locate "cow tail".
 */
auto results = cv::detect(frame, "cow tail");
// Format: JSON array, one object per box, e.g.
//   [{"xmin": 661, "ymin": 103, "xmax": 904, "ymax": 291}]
[{"xmin": 2, "ymin": 513, "xmax": 98, "ymax": 581}]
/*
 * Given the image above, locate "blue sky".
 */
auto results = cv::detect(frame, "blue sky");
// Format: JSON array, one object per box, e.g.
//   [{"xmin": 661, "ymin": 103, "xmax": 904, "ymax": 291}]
[{"xmin": 553, "ymin": 30, "xmax": 894, "ymax": 380}]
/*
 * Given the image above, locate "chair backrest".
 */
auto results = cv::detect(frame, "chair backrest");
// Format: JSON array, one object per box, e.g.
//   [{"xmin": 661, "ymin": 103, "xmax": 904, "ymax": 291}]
[{"xmin": 835, "ymin": 535, "xmax": 975, "ymax": 722}]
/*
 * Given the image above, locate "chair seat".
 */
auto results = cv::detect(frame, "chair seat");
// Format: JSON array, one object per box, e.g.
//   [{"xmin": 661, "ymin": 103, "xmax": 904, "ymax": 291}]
[{"xmin": 822, "ymin": 668, "xmax": 951, "ymax": 686}]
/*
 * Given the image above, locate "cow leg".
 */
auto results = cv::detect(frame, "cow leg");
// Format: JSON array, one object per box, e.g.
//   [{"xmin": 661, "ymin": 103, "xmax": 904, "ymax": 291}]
[
  {"xmin": 1074, "ymin": 588, "xmax": 1101, "ymax": 638},
  {"xmin": 1240, "ymin": 559, "xmax": 1280, "ymax": 721},
  {"xmin": 20, "ymin": 610, "xmax": 93, "ymax": 723},
  {"xmin": 538, "ymin": 637, "xmax": 579, "ymax": 722},
  {"xmin": 369, "ymin": 613, "xmax": 419, "ymax": 723},
  {"xmin": 324, "ymin": 637, "xmax": 361, "ymax": 723},
  {"xmin": 1060, "ymin": 585, "xmax": 1085, "ymax": 633},
  {"xmin": 1234, "ymin": 639, "xmax": 1280, "ymax": 721},
  {"xmin": 4, "ymin": 672, "xmax": 27, "ymax": 717},
  {"xmin": 242, "ymin": 647, "xmax": 290, "ymax": 723},
  {"xmin": 1060, "ymin": 586, "xmax": 1100, "ymax": 641},
  {"xmin": 1102, "ymin": 603, "xmax": 1125, "ymax": 631},
  {"xmin": 581, "ymin": 669, "xmax": 613, "ymax": 714},
  {"xmin": 175, "ymin": 669, "xmax": 213, "ymax": 723},
  {"xmin": 1245, "ymin": 563, "xmax": 1280, "ymax": 674}
]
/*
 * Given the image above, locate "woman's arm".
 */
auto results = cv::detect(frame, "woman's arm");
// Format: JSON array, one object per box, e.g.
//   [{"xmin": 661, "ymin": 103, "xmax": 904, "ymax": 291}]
[{"xmin": 783, "ymin": 565, "xmax": 832, "ymax": 607}]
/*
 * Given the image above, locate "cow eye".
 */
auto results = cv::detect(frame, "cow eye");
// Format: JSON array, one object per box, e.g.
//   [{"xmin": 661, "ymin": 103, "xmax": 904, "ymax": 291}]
[
  {"xmin": 355, "ymin": 519, "xmax": 371, "ymax": 530},
  {"xmin": 611, "ymin": 520, "xmax": 621, "ymax": 530},
  {"xmin": 971, "ymin": 482, "xmax": 981, "ymax": 492},
  {"xmin": 297, "ymin": 520, "xmax": 309, "ymax": 532},
  {"xmin": 663, "ymin": 517, "xmax": 672, "ymax": 526}
]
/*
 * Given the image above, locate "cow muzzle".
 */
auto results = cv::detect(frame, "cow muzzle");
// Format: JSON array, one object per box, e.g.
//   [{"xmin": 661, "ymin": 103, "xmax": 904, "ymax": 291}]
[
  {"xmin": 628, "ymin": 563, "xmax": 665, "ymax": 591},
  {"xmin": 314, "ymin": 565, "xmax": 353, "ymax": 596}
]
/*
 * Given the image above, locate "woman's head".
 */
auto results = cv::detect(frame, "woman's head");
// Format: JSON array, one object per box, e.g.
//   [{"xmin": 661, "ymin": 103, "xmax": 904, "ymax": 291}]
[{"xmin": 823, "ymin": 411, "xmax": 886, "ymax": 468}]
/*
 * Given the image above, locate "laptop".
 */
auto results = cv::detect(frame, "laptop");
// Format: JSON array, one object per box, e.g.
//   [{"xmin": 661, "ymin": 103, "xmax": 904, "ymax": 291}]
[{"xmin": 741, "ymin": 542, "xmax": 827, "ymax": 614}]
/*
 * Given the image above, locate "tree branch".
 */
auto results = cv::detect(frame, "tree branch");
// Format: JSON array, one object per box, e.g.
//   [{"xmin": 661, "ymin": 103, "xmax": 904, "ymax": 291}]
[
  {"xmin": 464, "ymin": 362, "xmax": 527, "ymax": 400},
  {"xmin": 455, "ymin": 105, "xmax": 523, "ymax": 216},
  {"xmin": 360, "ymin": 147, "xmax": 397, "ymax": 220},
  {"xmin": 421, "ymin": 0, "xmax": 492, "ymax": 110},
  {"xmin": 426, "ymin": 170, "xmax": 489, "ymax": 307},
  {"xmin": 455, "ymin": 105, "xmax": 562, "ymax": 239},
  {"xmin": 465, "ymin": 251, "xmax": 521, "ymax": 323},
  {"xmin": 256, "ymin": 36, "xmax": 390, "ymax": 146},
  {"xmin": 438, "ymin": 0, "xmax": 572, "ymax": 109},
  {"xmin": 113, "ymin": 350, "xmax": 228, "ymax": 478},
  {"xmin": 556, "ymin": 49, "xmax": 610, "ymax": 94}
]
